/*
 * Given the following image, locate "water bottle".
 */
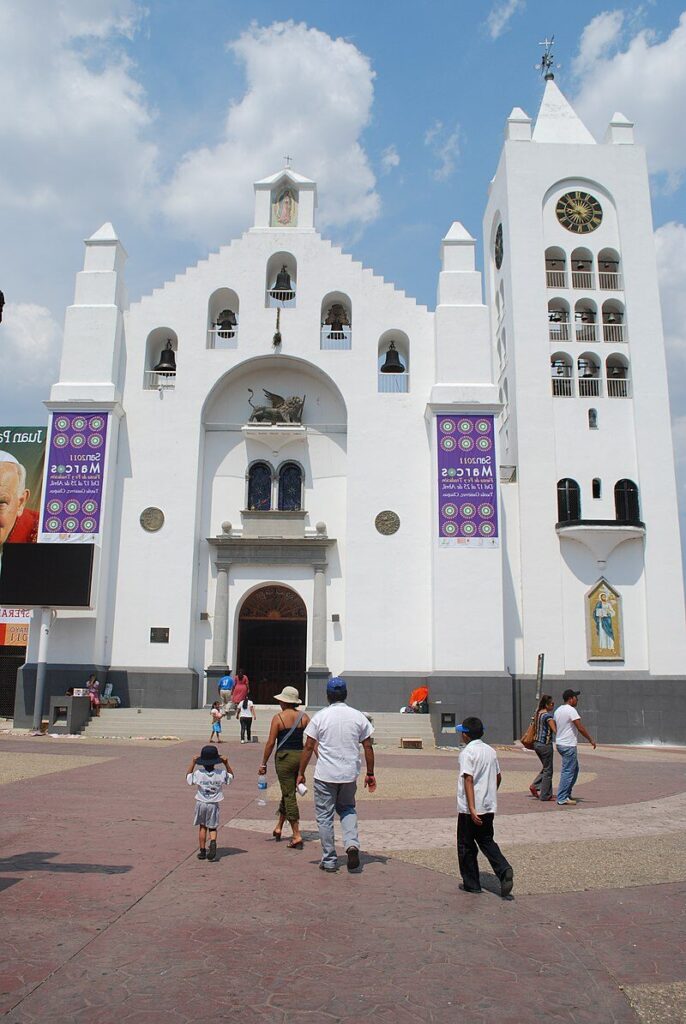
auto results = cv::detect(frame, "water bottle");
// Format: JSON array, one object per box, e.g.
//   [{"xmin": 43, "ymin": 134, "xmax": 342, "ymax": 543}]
[{"xmin": 257, "ymin": 778, "xmax": 268, "ymax": 807}]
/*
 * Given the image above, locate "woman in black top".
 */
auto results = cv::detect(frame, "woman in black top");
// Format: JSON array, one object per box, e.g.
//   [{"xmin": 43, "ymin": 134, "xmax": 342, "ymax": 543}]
[
  {"xmin": 530, "ymin": 694, "xmax": 557, "ymax": 801},
  {"xmin": 259, "ymin": 686, "xmax": 310, "ymax": 848}
]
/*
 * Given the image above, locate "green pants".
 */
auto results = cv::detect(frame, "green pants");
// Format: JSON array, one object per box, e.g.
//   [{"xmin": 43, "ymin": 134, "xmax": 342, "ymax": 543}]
[{"xmin": 275, "ymin": 749, "xmax": 301, "ymax": 822}]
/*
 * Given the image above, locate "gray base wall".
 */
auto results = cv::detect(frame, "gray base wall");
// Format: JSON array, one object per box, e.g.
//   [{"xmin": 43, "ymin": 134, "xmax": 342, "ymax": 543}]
[
  {"xmin": 13, "ymin": 664, "xmax": 686, "ymax": 745},
  {"xmin": 13, "ymin": 665, "xmax": 199, "ymax": 727}
]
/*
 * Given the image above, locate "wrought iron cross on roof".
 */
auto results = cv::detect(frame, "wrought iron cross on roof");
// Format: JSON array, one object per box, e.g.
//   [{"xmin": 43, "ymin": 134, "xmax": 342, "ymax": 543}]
[
  {"xmin": 536, "ymin": 36, "xmax": 560, "ymax": 80},
  {"xmin": 283, "ymin": 154, "xmax": 293, "ymax": 168}
]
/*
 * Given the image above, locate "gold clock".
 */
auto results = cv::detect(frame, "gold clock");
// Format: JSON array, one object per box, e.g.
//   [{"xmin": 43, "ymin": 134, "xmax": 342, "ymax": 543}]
[{"xmin": 556, "ymin": 191, "xmax": 602, "ymax": 233}]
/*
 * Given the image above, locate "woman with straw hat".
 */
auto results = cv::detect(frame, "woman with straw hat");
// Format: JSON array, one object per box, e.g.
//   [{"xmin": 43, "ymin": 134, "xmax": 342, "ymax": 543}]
[{"xmin": 258, "ymin": 686, "xmax": 310, "ymax": 848}]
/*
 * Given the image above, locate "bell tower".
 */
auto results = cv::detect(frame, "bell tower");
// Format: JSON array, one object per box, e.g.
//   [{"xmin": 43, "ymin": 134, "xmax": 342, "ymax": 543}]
[{"xmin": 483, "ymin": 55, "xmax": 686, "ymax": 684}]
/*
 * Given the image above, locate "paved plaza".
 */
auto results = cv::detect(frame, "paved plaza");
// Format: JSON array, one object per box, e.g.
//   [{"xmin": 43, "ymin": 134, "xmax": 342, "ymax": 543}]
[{"xmin": 1, "ymin": 731, "xmax": 685, "ymax": 1023}]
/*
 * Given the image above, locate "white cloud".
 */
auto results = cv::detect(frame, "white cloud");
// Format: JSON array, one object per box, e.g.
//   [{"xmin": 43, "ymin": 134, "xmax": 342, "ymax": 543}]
[
  {"xmin": 162, "ymin": 21, "xmax": 379, "ymax": 243},
  {"xmin": 573, "ymin": 11, "xmax": 625, "ymax": 76},
  {"xmin": 424, "ymin": 121, "xmax": 461, "ymax": 182},
  {"xmin": 486, "ymin": 0, "xmax": 525, "ymax": 40},
  {"xmin": 381, "ymin": 145, "xmax": 400, "ymax": 174},
  {"xmin": 1, "ymin": 304, "xmax": 62, "ymax": 401},
  {"xmin": 572, "ymin": 12, "xmax": 686, "ymax": 186},
  {"xmin": 0, "ymin": 1, "xmax": 157, "ymax": 223}
]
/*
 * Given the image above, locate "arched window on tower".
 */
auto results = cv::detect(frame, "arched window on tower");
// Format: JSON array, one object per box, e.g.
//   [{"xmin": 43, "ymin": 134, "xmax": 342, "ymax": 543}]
[
  {"xmin": 588, "ymin": 408, "xmax": 598, "ymax": 430},
  {"xmin": 598, "ymin": 248, "xmax": 622, "ymax": 291},
  {"xmin": 614, "ymin": 479, "xmax": 640, "ymax": 522},
  {"xmin": 557, "ymin": 478, "xmax": 581, "ymax": 523},
  {"xmin": 247, "ymin": 462, "xmax": 273, "ymax": 511},
  {"xmin": 545, "ymin": 247, "xmax": 567, "ymax": 288},
  {"xmin": 278, "ymin": 462, "xmax": 303, "ymax": 511}
]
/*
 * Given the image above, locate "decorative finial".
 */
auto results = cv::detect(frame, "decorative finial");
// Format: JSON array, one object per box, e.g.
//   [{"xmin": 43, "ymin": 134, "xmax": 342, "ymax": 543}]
[
  {"xmin": 535, "ymin": 36, "xmax": 559, "ymax": 81},
  {"xmin": 283, "ymin": 154, "xmax": 293, "ymax": 168}
]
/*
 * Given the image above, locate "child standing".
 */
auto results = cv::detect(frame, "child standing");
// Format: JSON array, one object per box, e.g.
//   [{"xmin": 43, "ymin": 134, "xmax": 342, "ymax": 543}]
[
  {"xmin": 456, "ymin": 716, "xmax": 514, "ymax": 899},
  {"xmin": 209, "ymin": 701, "xmax": 223, "ymax": 743},
  {"xmin": 186, "ymin": 744, "xmax": 234, "ymax": 861},
  {"xmin": 238, "ymin": 696, "xmax": 257, "ymax": 743}
]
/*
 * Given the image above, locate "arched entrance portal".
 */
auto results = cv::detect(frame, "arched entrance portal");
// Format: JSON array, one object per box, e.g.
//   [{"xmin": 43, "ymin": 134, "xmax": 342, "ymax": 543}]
[{"xmin": 237, "ymin": 586, "xmax": 307, "ymax": 703}]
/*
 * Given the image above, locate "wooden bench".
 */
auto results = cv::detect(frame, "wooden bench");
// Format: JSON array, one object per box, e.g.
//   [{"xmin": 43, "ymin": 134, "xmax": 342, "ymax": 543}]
[{"xmin": 400, "ymin": 737, "xmax": 423, "ymax": 749}]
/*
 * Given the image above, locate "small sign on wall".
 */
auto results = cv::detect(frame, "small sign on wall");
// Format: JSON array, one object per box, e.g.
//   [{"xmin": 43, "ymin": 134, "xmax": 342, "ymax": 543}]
[{"xmin": 150, "ymin": 627, "xmax": 169, "ymax": 644}]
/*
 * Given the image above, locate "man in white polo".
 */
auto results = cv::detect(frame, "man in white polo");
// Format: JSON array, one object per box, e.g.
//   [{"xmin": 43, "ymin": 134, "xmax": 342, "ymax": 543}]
[
  {"xmin": 297, "ymin": 676, "xmax": 376, "ymax": 873},
  {"xmin": 554, "ymin": 689, "xmax": 597, "ymax": 806}
]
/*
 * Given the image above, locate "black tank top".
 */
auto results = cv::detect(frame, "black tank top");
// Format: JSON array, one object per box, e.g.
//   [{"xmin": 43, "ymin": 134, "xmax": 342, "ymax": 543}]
[{"xmin": 276, "ymin": 713, "xmax": 306, "ymax": 751}]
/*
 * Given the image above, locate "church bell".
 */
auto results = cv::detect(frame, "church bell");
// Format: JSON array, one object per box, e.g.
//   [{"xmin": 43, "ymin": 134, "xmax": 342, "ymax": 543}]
[
  {"xmin": 153, "ymin": 339, "xmax": 177, "ymax": 374},
  {"xmin": 380, "ymin": 341, "xmax": 404, "ymax": 373},
  {"xmin": 270, "ymin": 265, "xmax": 295, "ymax": 301}
]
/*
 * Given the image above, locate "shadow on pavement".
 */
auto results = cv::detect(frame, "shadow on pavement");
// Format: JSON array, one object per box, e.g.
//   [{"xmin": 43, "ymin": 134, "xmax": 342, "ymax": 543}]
[{"xmin": 0, "ymin": 851, "xmax": 132, "ymax": 876}]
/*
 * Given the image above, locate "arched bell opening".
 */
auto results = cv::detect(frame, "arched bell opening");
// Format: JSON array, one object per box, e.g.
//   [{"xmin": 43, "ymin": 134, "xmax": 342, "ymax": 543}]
[
  {"xmin": 577, "ymin": 352, "xmax": 601, "ymax": 397},
  {"xmin": 606, "ymin": 353, "xmax": 631, "ymax": 398},
  {"xmin": 320, "ymin": 291, "xmax": 352, "ymax": 350},
  {"xmin": 598, "ymin": 247, "xmax": 622, "ymax": 290},
  {"xmin": 144, "ymin": 327, "xmax": 178, "ymax": 390},
  {"xmin": 614, "ymin": 479, "xmax": 640, "ymax": 523},
  {"xmin": 551, "ymin": 351, "xmax": 573, "ymax": 397},
  {"xmin": 548, "ymin": 298, "xmax": 570, "ymax": 342},
  {"xmin": 207, "ymin": 287, "xmax": 239, "ymax": 349},
  {"xmin": 266, "ymin": 252, "xmax": 297, "ymax": 308},
  {"xmin": 378, "ymin": 329, "xmax": 409, "ymax": 393},
  {"xmin": 545, "ymin": 246, "xmax": 567, "ymax": 288},
  {"xmin": 236, "ymin": 585, "xmax": 307, "ymax": 703},
  {"xmin": 571, "ymin": 247, "xmax": 594, "ymax": 290},
  {"xmin": 602, "ymin": 299, "xmax": 626, "ymax": 343},
  {"xmin": 574, "ymin": 299, "xmax": 598, "ymax": 343}
]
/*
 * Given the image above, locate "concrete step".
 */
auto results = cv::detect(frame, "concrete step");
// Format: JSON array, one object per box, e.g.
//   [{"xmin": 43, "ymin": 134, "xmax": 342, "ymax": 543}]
[{"xmin": 82, "ymin": 708, "xmax": 436, "ymax": 745}]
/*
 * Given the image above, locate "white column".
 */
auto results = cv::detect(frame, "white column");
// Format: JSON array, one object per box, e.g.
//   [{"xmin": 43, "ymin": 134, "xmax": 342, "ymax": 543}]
[
  {"xmin": 212, "ymin": 565, "xmax": 230, "ymax": 666},
  {"xmin": 311, "ymin": 563, "xmax": 328, "ymax": 668}
]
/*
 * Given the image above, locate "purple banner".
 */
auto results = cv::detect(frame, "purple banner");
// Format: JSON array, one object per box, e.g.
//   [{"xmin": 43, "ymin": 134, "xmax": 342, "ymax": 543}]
[
  {"xmin": 437, "ymin": 414, "xmax": 498, "ymax": 547},
  {"xmin": 40, "ymin": 413, "xmax": 109, "ymax": 539}
]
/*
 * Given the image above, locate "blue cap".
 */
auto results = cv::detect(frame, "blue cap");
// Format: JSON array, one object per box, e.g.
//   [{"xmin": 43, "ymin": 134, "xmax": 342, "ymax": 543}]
[
  {"xmin": 327, "ymin": 676, "xmax": 347, "ymax": 698},
  {"xmin": 455, "ymin": 724, "xmax": 470, "ymax": 733}
]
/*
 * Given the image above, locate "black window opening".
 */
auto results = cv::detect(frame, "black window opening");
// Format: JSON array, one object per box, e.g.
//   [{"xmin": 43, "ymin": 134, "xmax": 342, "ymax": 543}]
[
  {"xmin": 278, "ymin": 463, "xmax": 303, "ymax": 511},
  {"xmin": 557, "ymin": 478, "xmax": 581, "ymax": 523},
  {"xmin": 588, "ymin": 408, "xmax": 598, "ymax": 429},
  {"xmin": 615, "ymin": 479, "xmax": 640, "ymax": 522},
  {"xmin": 592, "ymin": 478, "xmax": 602, "ymax": 499},
  {"xmin": 248, "ymin": 462, "xmax": 272, "ymax": 511}
]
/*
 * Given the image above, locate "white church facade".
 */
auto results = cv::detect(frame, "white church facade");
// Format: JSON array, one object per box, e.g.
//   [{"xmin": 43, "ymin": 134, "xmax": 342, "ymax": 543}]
[{"xmin": 17, "ymin": 79, "xmax": 686, "ymax": 743}]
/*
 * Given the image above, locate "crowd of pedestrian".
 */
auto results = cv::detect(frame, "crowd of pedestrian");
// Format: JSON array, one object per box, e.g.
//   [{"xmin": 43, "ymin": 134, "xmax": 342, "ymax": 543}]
[{"xmin": 187, "ymin": 675, "xmax": 598, "ymax": 898}]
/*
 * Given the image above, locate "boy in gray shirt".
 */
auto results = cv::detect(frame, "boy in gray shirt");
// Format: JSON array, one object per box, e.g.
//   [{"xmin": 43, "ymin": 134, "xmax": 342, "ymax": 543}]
[{"xmin": 186, "ymin": 744, "xmax": 234, "ymax": 861}]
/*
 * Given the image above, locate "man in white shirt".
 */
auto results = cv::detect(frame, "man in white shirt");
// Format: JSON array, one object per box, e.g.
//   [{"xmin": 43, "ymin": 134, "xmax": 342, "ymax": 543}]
[
  {"xmin": 298, "ymin": 677, "xmax": 376, "ymax": 873},
  {"xmin": 554, "ymin": 689, "xmax": 597, "ymax": 806},
  {"xmin": 456, "ymin": 716, "xmax": 513, "ymax": 898}
]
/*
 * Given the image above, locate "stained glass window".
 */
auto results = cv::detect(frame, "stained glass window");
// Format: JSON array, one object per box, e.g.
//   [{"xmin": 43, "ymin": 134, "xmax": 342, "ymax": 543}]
[
  {"xmin": 248, "ymin": 462, "xmax": 272, "ymax": 511},
  {"xmin": 278, "ymin": 463, "xmax": 302, "ymax": 511}
]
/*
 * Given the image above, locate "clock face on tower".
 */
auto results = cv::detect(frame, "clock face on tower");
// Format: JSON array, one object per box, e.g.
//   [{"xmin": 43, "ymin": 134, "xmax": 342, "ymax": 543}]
[
  {"xmin": 556, "ymin": 191, "xmax": 603, "ymax": 233},
  {"xmin": 494, "ymin": 223, "xmax": 504, "ymax": 269}
]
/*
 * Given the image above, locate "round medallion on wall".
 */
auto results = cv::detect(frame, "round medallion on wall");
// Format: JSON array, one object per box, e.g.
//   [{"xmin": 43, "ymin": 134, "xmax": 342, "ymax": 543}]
[
  {"xmin": 140, "ymin": 507, "xmax": 165, "ymax": 532},
  {"xmin": 556, "ymin": 191, "xmax": 603, "ymax": 233},
  {"xmin": 375, "ymin": 510, "xmax": 400, "ymax": 536},
  {"xmin": 494, "ymin": 223, "xmax": 504, "ymax": 269}
]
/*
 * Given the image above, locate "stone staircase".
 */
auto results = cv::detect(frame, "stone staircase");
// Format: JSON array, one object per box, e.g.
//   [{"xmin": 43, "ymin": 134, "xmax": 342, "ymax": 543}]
[{"xmin": 81, "ymin": 707, "xmax": 436, "ymax": 747}]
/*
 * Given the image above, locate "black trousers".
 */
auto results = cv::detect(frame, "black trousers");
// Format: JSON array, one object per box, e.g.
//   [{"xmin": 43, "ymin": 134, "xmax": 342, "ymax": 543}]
[
  {"xmin": 457, "ymin": 813, "xmax": 511, "ymax": 891},
  {"xmin": 240, "ymin": 718, "xmax": 252, "ymax": 741}
]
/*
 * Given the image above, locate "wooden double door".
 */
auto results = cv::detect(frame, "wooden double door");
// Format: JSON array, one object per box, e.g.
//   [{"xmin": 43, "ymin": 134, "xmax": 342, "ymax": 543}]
[{"xmin": 236, "ymin": 586, "xmax": 307, "ymax": 704}]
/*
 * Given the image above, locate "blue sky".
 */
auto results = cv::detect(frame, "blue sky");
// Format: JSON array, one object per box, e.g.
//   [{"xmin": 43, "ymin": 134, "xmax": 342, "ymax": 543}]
[{"xmin": 3, "ymin": 3, "xmax": 686, "ymax": 501}]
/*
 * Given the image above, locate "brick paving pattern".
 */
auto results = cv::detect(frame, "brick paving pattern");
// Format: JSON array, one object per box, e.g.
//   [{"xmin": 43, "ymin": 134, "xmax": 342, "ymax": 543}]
[{"xmin": 1, "ymin": 731, "xmax": 685, "ymax": 1022}]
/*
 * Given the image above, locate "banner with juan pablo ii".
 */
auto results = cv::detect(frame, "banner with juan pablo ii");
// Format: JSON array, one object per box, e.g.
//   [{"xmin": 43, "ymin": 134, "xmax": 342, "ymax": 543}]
[
  {"xmin": 437, "ymin": 414, "xmax": 498, "ymax": 547},
  {"xmin": 40, "ymin": 413, "xmax": 109, "ymax": 540}
]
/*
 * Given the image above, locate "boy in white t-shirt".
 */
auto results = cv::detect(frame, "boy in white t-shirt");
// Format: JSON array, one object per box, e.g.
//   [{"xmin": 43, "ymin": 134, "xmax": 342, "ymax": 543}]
[
  {"xmin": 186, "ymin": 744, "xmax": 234, "ymax": 861},
  {"xmin": 554, "ymin": 690, "xmax": 597, "ymax": 806},
  {"xmin": 456, "ymin": 716, "xmax": 513, "ymax": 899}
]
